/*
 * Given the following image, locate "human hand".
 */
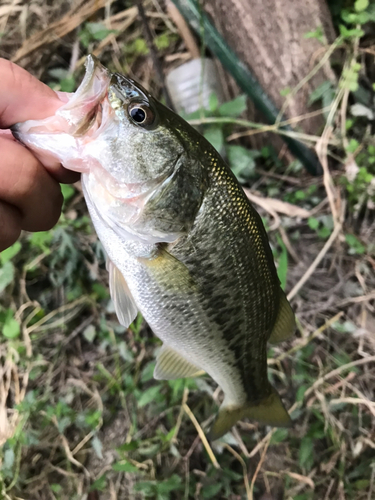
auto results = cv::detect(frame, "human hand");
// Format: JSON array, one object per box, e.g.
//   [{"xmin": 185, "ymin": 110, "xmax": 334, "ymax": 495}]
[{"xmin": 0, "ymin": 58, "xmax": 80, "ymax": 252}]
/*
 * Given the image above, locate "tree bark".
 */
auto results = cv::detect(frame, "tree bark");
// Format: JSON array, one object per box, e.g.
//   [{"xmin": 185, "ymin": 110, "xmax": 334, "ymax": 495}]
[{"xmin": 203, "ymin": 0, "xmax": 336, "ymax": 135}]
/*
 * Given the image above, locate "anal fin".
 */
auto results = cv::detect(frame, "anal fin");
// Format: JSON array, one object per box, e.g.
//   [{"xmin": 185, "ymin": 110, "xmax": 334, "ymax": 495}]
[
  {"xmin": 268, "ymin": 291, "xmax": 296, "ymax": 344},
  {"xmin": 210, "ymin": 389, "xmax": 292, "ymax": 440},
  {"xmin": 107, "ymin": 260, "xmax": 138, "ymax": 328},
  {"xmin": 154, "ymin": 345, "xmax": 203, "ymax": 380}
]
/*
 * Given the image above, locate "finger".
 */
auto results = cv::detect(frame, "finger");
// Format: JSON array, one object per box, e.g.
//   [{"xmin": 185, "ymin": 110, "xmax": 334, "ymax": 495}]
[
  {"xmin": 0, "ymin": 200, "xmax": 21, "ymax": 252},
  {"xmin": 0, "ymin": 58, "xmax": 62, "ymax": 128},
  {"xmin": 0, "ymin": 59, "xmax": 79, "ymax": 183},
  {"xmin": 0, "ymin": 137, "xmax": 63, "ymax": 232}
]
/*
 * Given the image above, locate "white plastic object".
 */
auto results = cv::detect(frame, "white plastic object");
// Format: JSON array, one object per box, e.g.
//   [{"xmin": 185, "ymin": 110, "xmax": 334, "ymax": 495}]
[{"xmin": 166, "ymin": 58, "xmax": 224, "ymax": 115}]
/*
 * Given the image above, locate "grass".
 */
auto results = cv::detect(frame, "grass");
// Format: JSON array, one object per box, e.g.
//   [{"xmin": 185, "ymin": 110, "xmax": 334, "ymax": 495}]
[{"xmin": 0, "ymin": 1, "xmax": 375, "ymax": 499}]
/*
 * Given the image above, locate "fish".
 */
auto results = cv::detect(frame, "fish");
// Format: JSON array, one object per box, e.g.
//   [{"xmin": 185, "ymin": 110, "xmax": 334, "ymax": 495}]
[{"xmin": 13, "ymin": 55, "xmax": 296, "ymax": 439}]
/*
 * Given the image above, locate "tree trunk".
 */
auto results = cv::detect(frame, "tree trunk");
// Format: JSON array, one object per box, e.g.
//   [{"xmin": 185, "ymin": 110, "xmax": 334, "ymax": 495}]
[{"xmin": 203, "ymin": 0, "xmax": 336, "ymax": 136}]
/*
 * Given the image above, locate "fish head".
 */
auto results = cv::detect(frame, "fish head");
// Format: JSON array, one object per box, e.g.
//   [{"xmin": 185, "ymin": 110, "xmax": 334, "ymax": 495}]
[{"xmin": 14, "ymin": 55, "xmax": 208, "ymax": 244}]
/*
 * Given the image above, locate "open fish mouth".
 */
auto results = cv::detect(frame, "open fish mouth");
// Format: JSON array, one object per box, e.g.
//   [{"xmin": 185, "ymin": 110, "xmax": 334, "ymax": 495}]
[
  {"xmin": 57, "ymin": 54, "xmax": 111, "ymax": 138},
  {"xmin": 11, "ymin": 55, "xmax": 113, "ymax": 173}
]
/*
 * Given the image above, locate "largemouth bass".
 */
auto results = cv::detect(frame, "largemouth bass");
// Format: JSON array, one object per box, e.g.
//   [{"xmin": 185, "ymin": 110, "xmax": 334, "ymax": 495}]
[{"xmin": 14, "ymin": 55, "xmax": 296, "ymax": 439}]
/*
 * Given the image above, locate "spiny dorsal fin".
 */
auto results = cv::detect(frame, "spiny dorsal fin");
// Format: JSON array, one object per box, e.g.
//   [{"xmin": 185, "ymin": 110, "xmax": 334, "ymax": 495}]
[
  {"xmin": 154, "ymin": 345, "xmax": 203, "ymax": 380},
  {"xmin": 107, "ymin": 259, "xmax": 138, "ymax": 328},
  {"xmin": 210, "ymin": 388, "xmax": 292, "ymax": 440},
  {"xmin": 268, "ymin": 291, "xmax": 296, "ymax": 344}
]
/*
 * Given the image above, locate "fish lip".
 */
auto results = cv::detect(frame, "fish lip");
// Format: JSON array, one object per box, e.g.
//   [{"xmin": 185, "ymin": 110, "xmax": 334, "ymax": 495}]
[
  {"xmin": 56, "ymin": 54, "xmax": 111, "ymax": 134},
  {"xmin": 75, "ymin": 54, "xmax": 109, "ymax": 101}
]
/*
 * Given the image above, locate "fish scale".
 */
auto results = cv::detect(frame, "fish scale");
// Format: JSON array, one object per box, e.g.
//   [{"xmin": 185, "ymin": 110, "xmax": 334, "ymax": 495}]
[{"xmin": 14, "ymin": 54, "xmax": 296, "ymax": 439}]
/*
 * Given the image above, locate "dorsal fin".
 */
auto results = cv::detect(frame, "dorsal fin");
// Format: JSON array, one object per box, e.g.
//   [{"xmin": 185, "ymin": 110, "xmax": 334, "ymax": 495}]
[
  {"xmin": 107, "ymin": 260, "xmax": 138, "ymax": 328},
  {"xmin": 268, "ymin": 291, "xmax": 296, "ymax": 344}
]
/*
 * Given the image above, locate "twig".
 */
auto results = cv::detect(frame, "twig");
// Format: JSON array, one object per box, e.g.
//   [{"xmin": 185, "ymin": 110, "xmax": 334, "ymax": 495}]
[
  {"xmin": 274, "ymin": 311, "xmax": 344, "ymax": 363},
  {"xmin": 223, "ymin": 443, "xmax": 252, "ymax": 500},
  {"xmin": 166, "ymin": 0, "xmax": 199, "ymax": 58},
  {"xmin": 249, "ymin": 435, "xmax": 271, "ymax": 500},
  {"xmin": 329, "ymin": 397, "xmax": 375, "ymax": 418},
  {"xmin": 189, "ymin": 116, "xmax": 339, "ymax": 145},
  {"xmin": 62, "ymin": 315, "xmax": 94, "ymax": 346},
  {"xmin": 231, "ymin": 426, "xmax": 250, "ymax": 458},
  {"xmin": 287, "ymin": 222, "xmax": 342, "ymax": 301},
  {"xmin": 183, "ymin": 403, "xmax": 220, "ymax": 469},
  {"xmin": 135, "ymin": 0, "xmax": 173, "ymax": 109},
  {"xmin": 227, "ymin": 106, "xmax": 331, "ymax": 141},
  {"xmin": 248, "ymin": 428, "xmax": 276, "ymax": 459},
  {"xmin": 12, "ymin": 0, "xmax": 111, "ymax": 63},
  {"xmin": 276, "ymin": 37, "xmax": 342, "ymax": 126},
  {"xmin": 316, "ymin": 125, "xmax": 341, "ymax": 228},
  {"xmin": 305, "ymin": 355, "xmax": 375, "ymax": 398}
]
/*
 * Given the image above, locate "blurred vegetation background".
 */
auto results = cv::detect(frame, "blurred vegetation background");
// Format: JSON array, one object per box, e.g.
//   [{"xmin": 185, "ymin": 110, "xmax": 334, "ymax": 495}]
[{"xmin": 0, "ymin": 1, "xmax": 374, "ymax": 499}]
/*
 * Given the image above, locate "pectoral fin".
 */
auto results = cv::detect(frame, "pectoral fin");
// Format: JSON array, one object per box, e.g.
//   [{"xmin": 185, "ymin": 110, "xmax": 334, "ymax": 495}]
[
  {"xmin": 138, "ymin": 248, "xmax": 198, "ymax": 295},
  {"xmin": 154, "ymin": 345, "xmax": 203, "ymax": 380},
  {"xmin": 210, "ymin": 389, "xmax": 292, "ymax": 440},
  {"xmin": 107, "ymin": 260, "xmax": 138, "ymax": 328},
  {"xmin": 268, "ymin": 291, "xmax": 296, "ymax": 344}
]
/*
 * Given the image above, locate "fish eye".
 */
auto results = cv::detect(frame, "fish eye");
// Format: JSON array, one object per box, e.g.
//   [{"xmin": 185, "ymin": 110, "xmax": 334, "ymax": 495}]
[{"xmin": 128, "ymin": 103, "xmax": 156, "ymax": 128}]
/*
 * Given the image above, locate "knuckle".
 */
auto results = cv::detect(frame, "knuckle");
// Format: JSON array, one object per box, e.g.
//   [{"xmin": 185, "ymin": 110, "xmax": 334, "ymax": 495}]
[
  {"xmin": 0, "ymin": 202, "xmax": 21, "ymax": 251},
  {"xmin": 35, "ymin": 186, "xmax": 63, "ymax": 231}
]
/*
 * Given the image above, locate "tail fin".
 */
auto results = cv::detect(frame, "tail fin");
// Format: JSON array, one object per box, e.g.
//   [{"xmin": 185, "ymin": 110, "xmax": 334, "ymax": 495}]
[{"xmin": 210, "ymin": 389, "xmax": 292, "ymax": 440}]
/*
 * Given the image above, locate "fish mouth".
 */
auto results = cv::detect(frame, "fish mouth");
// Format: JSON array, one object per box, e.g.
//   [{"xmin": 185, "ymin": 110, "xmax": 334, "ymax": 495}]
[{"xmin": 61, "ymin": 54, "xmax": 111, "ymax": 138}]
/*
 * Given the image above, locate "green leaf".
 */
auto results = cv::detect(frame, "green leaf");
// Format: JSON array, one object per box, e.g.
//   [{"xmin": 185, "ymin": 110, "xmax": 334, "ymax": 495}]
[
  {"xmin": 218, "ymin": 95, "xmax": 247, "ymax": 117},
  {"xmin": 308, "ymin": 217, "xmax": 319, "ymax": 231},
  {"xmin": 29, "ymin": 231, "xmax": 53, "ymax": 253},
  {"xmin": 280, "ymin": 86, "xmax": 292, "ymax": 97},
  {"xmin": 0, "ymin": 261, "xmax": 14, "ymax": 293},
  {"xmin": 86, "ymin": 22, "xmax": 117, "ymax": 41},
  {"xmin": 299, "ymin": 437, "xmax": 314, "ymax": 469},
  {"xmin": 270, "ymin": 428, "xmax": 289, "ymax": 445},
  {"xmin": 48, "ymin": 68, "xmax": 68, "ymax": 80},
  {"xmin": 60, "ymin": 76, "xmax": 76, "ymax": 92},
  {"xmin": 209, "ymin": 92, "xmax": 219, "ymax": 112},
  {"xmin": 90, "ymin": 474, "xmax": 107, "ymax": 492},
  {"xmin": 91, "ymin": 283, "xmax": 109, "ymax": 300},
  {"xmin": 156, "ymin": 475, "xmax": 182, "ymax": 494},
  {"xmin": 355, "ymin": 0, "xmax": 369, "ymax": 12},
  {"xmin": 1, "ymin": 242, "xmax": 21, "ymax": 264},
  {"xmin": 303, "ymin": 26, "xmax": 325, "ymax": 43},
  {"xmin": 83, "ymin": 324, "xmax": 96, "ymax": 342},
  {"xmin": 3, "ymin": 448, "xmax": 15, "ymax": 471},
  {"xmin": 202, "ymin": 483, "xmax": 222, "ymax": 499},
  {"xmin": 118, "ymin": 341, "xmax": 134, "ymax": 362},
  {"xmin": 345, "ymin": 234, "xmax": 366, "ymax": 255},
  {"xmin": 3, "ymin": 318, "xmax": 20, "ymax": 339},
  {"xmin": 227, "ymin": 145, "xmax": 257, "ymax": 181},
  {"xmin": 203, "ymin": 126, "xmax": 224, "ymax": 153},
  {"xmin": 155, "ymin": 33, "xmax": 176, "ymax": 50},
  {"xmin": 51, "ymin": 484, "xmax": 62, "ymax": 494},
  {"xmin": 92, "ymin": 435, "xmax": 103, "ymax": 459},
  {"xmin": 129, "ymin": 38, "xmax": 149, "ymax": 56},
  {"xmin": 117, "ymin": 441, "xmax": 139, "ymax": 453},
  {"xmin": 61, "ymin": 184, "xmax": 75, "ymax": 202},
  {"xmin": 112, "ymin": 461, "xmax": 139, "ymax": 472},
  {"xmin": 134, "ymin": 480, "xmax": 156, "ymax": 495},
  {"xmin": 308, "ymin": 81, "xmax": 334, "ymax": 106},
  {"xmin": 138, "ymin": 385, "xmax": 163, "ymax": 407},
  {"xmin": 276, "ymin": 236, "xmax": 288, "ymax": 290}
]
